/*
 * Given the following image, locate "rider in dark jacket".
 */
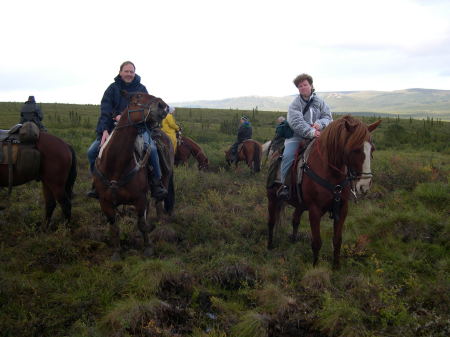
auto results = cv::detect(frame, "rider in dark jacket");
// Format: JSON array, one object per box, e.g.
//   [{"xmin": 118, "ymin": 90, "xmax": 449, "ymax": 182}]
[
  {"xmin": 86, "ymin": 61, "xmax": 166, "ymax": 200},
  {"xmin": 230, "ymin": 116, "xmax": 252, "ymax": 163},
  {"xmin": 20, "ymin": 96, "xmax": 47, "ymax": 131}
]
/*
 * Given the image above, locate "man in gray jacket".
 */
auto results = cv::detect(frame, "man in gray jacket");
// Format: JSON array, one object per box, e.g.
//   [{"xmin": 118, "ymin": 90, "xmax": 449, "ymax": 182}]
[{"xmin": 277, "ymin": 73, "xmax": 333, "ymax": 200}]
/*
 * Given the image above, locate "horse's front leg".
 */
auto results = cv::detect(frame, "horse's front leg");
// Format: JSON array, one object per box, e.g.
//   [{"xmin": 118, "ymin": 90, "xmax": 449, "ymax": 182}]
[
  {"xmin": 308, "ymin": 206, "xmax": 323, "ymax": 266},
  {"xmin": 291, "ymin": 207, "xmax": 304, "ymax": 243},
  {"xmin": 136, "ymin": 198, "xmax": 154, "ymax": 258},
  {"xmin": 101, "ymin": 201, "xmax": 121, "ymax": 260},
  {"xmin": 267, "ymin": 188, "xmax": 282, "ymax": 250},
  {"xmin": 332, "ymin": 201, "xmax": 349, "ymax": 270}
]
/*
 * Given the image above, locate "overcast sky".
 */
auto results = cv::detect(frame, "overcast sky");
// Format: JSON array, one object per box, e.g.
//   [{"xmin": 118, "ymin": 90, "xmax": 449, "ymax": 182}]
[{"xmin": 1, "ymin": 0, "xmax": 449, "ymax": 105}]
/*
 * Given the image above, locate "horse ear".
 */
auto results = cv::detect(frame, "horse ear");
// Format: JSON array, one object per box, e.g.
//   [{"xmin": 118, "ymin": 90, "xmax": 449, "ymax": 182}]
[
  {"xmin": 120, "ymin": 90, "xmax": 129, "ymax": 98},
  {"xmin": 368, "ymin": 119, "xmax": 382, "ymax": 132}
]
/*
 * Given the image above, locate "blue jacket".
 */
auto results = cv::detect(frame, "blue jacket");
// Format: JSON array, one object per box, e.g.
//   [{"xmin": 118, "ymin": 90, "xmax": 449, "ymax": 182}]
[{"xmin": 95, "ymin": 74, "xmax": 148, "ymax": 137}]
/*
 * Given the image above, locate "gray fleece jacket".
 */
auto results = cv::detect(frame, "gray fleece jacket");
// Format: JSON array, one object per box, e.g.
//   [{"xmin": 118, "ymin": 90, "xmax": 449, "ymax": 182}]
[{"xmin": 285, "ymin": 93, "xmax": 333, "ymax": 144}]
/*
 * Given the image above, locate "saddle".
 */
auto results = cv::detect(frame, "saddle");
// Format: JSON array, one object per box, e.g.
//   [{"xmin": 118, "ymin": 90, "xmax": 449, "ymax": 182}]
[
  {"xmin": 266, "ymin": 139, "xmax": 315, "ymax": 202},
  {"xmin": 133, "ymin": 129, "xmax": 173, "ymax": 177},
  {"xmin": 0, "ymin": 122, "xmax": 41, "ymax": 194}
]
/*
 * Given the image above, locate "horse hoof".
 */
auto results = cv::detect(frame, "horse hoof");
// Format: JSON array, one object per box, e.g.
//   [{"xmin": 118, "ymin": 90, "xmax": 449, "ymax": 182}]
[
  {"xmin": 143, "ymin": 246, "xmax": 154, "ymax": 258},
  {"xmin": 111, "ymin": 252, "xmax": 122, "ymax": 261}
]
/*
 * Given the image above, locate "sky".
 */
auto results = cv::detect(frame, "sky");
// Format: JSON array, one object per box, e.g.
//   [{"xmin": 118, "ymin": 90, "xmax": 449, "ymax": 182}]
[{"xmin": 1, "ymin": 0, "xmax": 449, "ymax": 105}]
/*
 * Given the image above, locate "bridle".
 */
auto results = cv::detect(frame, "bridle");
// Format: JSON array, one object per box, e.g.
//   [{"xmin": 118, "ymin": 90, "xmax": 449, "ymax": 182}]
[
  {"xmin": 115, "ymin": 101, "xmax": 168, "ymax": 130},
  {"xmin": 302, "ymin": 137, "xmax": 375, "ymax": 221}
]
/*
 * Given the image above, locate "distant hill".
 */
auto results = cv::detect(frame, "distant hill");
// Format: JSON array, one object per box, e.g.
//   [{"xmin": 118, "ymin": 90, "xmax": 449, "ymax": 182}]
[{"xmin": 170, "ymin": 88, "xmax": 450, "ymax": 119}]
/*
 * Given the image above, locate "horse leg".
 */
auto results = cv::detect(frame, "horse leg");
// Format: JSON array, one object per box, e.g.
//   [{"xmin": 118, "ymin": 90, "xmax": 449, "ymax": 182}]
[
  {"xmin": 42, "ymin": 183, "xmax": 56, "ymax": 231},
  {"xmin": 291, "ymin": 207, "xmax": 304, "ymax": 243},
  {"xmin": 332, "ymin": 202, "xmax": 348, "ymax": 270},
  {"xmin": 308, "ymin": 206, "xmax": 323, "ymax": 266},
  {"xmin": 267, "ymin": 189, "xmax": 282, "ymax": 250},
  {"xmin": 101, "ymin": 203, "xmax": 121, "ymax": 260},
  {"xmin": 136, "ymin": 199, "xmax": 154, "ymax": 257}
]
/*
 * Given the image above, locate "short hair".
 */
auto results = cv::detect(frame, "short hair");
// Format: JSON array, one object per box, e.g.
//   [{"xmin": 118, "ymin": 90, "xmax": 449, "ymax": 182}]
[
  {"xmin": 120, "ymin": 61, "xmax": 136, "ymax": 72},
  {"xmin": 277, "ymin": 116, "xmax": 285, "ymax": 123},
  {"xmin": 293, "ymin": 73, "xmax": 313, "ymax": 88}
]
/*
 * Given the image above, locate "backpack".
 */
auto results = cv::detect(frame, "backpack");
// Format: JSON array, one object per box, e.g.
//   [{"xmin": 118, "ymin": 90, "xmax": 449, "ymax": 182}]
[{"xmin": 275, "ymin": 121, "xmax": 294, "ymax": 139}]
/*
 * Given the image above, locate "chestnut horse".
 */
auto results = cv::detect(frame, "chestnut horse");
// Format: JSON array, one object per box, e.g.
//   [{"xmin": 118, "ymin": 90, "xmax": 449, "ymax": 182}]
[
  {"xmin": 0, "ymin": 131, "xmax": 77, "ymax": 229},
  {"xmin": 93, "ymin": 92, "xmax": 173, "ymax": 259},
  {"xmin": 225, "ymin": 139, "xmax": 262, "ymax": 173},
  {"xmin": 267, "ymin": 115, "xmax": 381, "ymax": 268},
  {"xmin": 175, "ymin": 136, "xmax": 209, "ymax": 170}
]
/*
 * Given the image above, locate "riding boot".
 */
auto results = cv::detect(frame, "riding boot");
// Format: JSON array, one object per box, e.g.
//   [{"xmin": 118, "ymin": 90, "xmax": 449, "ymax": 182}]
[
  {"xmin": 276, "ymin": 184, "xmax": 290, "ymax": 200},
  {"xmin": 86, "ymin": 181, "xmax": 99, "ymax": 199},
  {"xmin": 150, "ymin": 176, "xmax": 168, "ymax": 201}
]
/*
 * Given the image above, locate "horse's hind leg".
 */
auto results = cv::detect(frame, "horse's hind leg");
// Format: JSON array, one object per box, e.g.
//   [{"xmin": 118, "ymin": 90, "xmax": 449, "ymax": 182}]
[
  {"xmin": 308, "ymin": 206, "xmax": 323, "ymax": 266},
  {"xmin": 42, "ymin": 183, "xmax": 56, "ymax": 231}
]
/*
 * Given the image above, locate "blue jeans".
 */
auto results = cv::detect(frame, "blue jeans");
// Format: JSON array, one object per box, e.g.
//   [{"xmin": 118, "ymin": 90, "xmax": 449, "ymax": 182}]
[
  {"xmin": 140, "ymin": 128, "xmax": 161, "ymax": 180},
  {"xmin": 280, "ymin": 139, "xmax": 302, "ymax": 184},
  {"xmin": 87, "ymin": 129, "xmax": 162, "ymax": 180},
  {"xmin": 87, "ymin": 138, "xmax": 101, "ymax": 173}
]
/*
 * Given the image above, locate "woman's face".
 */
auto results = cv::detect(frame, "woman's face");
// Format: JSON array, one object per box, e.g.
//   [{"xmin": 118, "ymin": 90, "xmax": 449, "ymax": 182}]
[
  {"xmin": 298, "ymin": 79, "xmax": 312, "ymax": 98},
  {"xmin": 119, "ymin": 64, "xmax": 136, "ymax": 84}
]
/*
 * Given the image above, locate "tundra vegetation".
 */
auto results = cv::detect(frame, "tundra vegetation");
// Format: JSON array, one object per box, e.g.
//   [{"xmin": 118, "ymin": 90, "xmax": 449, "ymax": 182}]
[{"xmin": 0, "ymin": 102, "xmax": 449, "ymax": 337}]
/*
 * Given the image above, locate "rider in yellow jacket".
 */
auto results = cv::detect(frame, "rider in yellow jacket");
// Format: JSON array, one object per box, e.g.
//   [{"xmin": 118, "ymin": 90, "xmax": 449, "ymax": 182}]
[{"xmin": 161, "ymin": 107, "xmax": 180, "ymax": 152}]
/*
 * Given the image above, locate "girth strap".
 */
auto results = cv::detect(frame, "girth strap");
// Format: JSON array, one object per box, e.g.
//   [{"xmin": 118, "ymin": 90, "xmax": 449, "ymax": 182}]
[{"xmin": 303, "ymin": 163, "xmax": 351, "ymax": 222}]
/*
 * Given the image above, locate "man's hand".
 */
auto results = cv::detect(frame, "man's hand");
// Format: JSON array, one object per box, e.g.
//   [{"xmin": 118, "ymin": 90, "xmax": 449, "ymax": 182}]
[
  {"xmin": 314, "ymin": 130, "xmax": 321, "ymax": 138},
  {"xmin": 100, "ymin": 130, "xmax": 109, "ymax": 146},
  {"xmin": 114, "ymin": 115, "xmax": 121, "ymax": 122}
]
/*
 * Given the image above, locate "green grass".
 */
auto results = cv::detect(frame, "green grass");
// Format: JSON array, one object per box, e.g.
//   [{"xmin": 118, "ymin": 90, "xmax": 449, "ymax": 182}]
[{"xmin": 0, "ymin": 102, "xmax": 449, "ymax": 336}]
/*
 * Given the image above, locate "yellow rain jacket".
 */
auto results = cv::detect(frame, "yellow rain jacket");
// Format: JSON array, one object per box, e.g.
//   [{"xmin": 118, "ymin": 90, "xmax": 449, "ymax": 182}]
[{"xmin": 161, "ymin": 114, "xmax": 180, "ymax": 151}]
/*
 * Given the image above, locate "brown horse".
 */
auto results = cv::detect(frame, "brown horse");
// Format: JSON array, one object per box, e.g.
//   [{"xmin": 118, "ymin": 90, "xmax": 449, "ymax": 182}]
[
  {"xmin": 267, "ymin": 115, "xmax": 381, "ymax": 269},
  {"xmin": 0, "ymin": 131, "xmax": 77, "ymax": 229},
  {"xmin": 93, "ymin": 92, "xmax": 173, "ymax": 259},
  {"xmin": 225, "ymin": 139, "xmax": 262, "ymax": 172},
  {"xmin": 175, "ymin": 136, "xmax": 209, "ymax": 170}
]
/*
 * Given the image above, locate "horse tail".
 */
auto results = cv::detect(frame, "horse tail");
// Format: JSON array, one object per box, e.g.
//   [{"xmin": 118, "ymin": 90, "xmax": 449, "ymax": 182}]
[
  {"xmin": 253, "ymin": 141, "xmax": 261, "ymax": 172},
  {"xmin": 66, "ymin": 145, "xmax": 77, "ymax": 200},
  {"xmin": 164, "ymin": 172, "xmax": 175, "ymax": 214}
]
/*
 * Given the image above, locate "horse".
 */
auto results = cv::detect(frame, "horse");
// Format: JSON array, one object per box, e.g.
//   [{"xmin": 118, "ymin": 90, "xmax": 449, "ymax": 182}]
[
  {"xmin": 0, "ymin": 129, "xmax": 77, "ymax": 230},
  {"xmin": 225, "ymin": 139, "xmax": 262, "ymax": 173},
  {"xmin": 267, "ymin": 115, "xmax": 381, "ymax": 269},
  {"xmin": 175, "ymin": 135, "xmax": 209, "ymax": 170},
  {"xmin": 92, "ymin": 92, "xmax": 173, "ymax": 259}
]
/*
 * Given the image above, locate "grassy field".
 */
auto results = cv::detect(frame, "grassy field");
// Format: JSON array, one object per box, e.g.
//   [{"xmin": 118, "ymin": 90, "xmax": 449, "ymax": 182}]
[{"xmin": 0, "ymin": 102, "xmax": 449, "ymax": 337}]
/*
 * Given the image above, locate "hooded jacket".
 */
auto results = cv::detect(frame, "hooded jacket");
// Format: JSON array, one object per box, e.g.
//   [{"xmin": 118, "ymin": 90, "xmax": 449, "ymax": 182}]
[
  {"xmin": 237, "ymin": 121, "xmax": 252, "ymax": 142},
  {"xmin": 96, "ymin": 74, "xmax": 148, "ymax": 137},
  {"xmin": 285, "ymin": 93, "xmax": 332, "ymax": 144},
  {"xmin": 161, "ymin": 113, "xmax": 180, "ymax": 151}
]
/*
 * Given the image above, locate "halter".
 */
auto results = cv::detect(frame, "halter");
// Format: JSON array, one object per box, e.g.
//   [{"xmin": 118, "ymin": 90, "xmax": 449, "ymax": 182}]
[{"xmin": 114, "ymin": 102, "xmax": 157, "ymax": 130}]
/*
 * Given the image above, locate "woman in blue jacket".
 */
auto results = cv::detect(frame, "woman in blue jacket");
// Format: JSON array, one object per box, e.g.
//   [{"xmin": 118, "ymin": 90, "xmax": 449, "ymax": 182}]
[{"xmin": 86, "ymin": 61, "xmax": 167, "ymax": 200}]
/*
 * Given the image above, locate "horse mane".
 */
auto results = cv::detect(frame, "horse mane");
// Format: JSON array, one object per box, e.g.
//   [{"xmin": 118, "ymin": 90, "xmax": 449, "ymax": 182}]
[{"xmin": 319, "ymin": 115, "xmax": 370, "ymax": 168}]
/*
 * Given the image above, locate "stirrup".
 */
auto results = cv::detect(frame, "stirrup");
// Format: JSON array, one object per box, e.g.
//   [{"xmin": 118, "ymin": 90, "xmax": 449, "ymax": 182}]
[{"xmin": 276, "ymin": 185, "xmax": 290, "ymax": 200}]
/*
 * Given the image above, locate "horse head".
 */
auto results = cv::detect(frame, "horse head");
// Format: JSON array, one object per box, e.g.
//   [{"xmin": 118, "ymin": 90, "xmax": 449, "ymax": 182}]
[
  {"xmin": 321, "ymin": 115, "xmax": 381, "ymax": 195},
  {"xmin": 120, "ymin": 91, "xmax": 169, "ymax": 128},
  {"xmin": 344, "ymin": 117, "xmax": 381, "ymax": 194}
]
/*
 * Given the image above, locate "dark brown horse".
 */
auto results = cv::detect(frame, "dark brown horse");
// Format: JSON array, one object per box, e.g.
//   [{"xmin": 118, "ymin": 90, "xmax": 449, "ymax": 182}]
[
  {"xmin": 267, "ymin": 115, "xmax": 381, "ymax": 268},
  {"xmin": 93, "ymin": 92, "xmax": 173, "ymax": 259},
  {"xmin": 175, "ymin": 136, "xmax": 209, "ymax": 170},
  {"xmin": 225, "ymin": 139, "xmax": 262, "ymax": 172},
  {"xmin": 0, "ymin": 131, "xmax": 77, "ymax": 229}
]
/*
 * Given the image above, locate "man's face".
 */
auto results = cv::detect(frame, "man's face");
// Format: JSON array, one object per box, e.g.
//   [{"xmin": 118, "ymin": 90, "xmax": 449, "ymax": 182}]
[
  {"xmin": 120, "ymin": 64, "xmax": 136, "ymax": 84},
  {"xmin": 298, "ymin": 79, "xmax": 312, "ymax": 97}
]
